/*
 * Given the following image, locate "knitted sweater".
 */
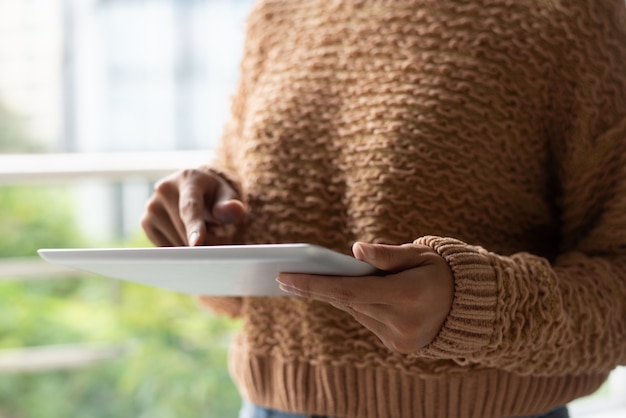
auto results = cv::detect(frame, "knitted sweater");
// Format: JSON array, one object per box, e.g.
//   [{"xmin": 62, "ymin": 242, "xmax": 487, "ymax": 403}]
[{"xmin": 201, "ymin": 0, "xmax": 626, "ymax": 417}]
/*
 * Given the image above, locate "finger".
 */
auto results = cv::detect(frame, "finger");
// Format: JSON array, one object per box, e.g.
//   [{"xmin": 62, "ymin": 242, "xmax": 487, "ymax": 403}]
[
  {"xmin": 158, "ymin": 194, "xmax": 187, "ymax": 245},
  {"xmin": 150, "ymin": 202, "xmax": 187, "ymax": 246},
  {"xmin": 153, "ymin": 218, "xmax": 186, "ymax": 247},
  {"xmin": 328, "ymin": 301, "xmax": 385, "ymax": 331},
  {"xmin": 352, "ymin": 314, "xmax": 397, "ymax": 352},
  {"xmin": 352, "ymin": 242, "xmax": 436, "ymax": 272},
  {"xmin": 179, "ymin": 183, "xmax": 211, "ymax": 246},
  {"xmin": 177, "ymin": 168, "xmax": 226, "ymax": 245},
  {"xmin": 178, "ymin": 171, "xmax": 244, "ymax": 246},
  {"xmin": 349, "ymin": 303, "xmax": 435, "ymax": 349},
  {"xmin": 211, "ymin": 179, "xmax": 246, "ymax": 224},
  {"xmin": 144, "ymin": 224, "xmax": 183, "ymax": 247},
  {"xmin": 276, "ymin": 273, "xmax": 393, "ymax": 304},
  {"xmin": 337, "ymin": 303, "xmax": 425, "ymax": 354},
  {"xmin": 330, "ymin": 301, "xmax": 402, "ymax": 329},
  {"xmin": 178, "ymin": 170, "xmax": 219, "ymax": 246},
  {"xmin": 212, "ymin": 199, "xmax": 246, "ymax": 223},
  {"xmin": 148, "ymin": 177, "xmax": 187, "ymax": 245},
  {"xmin": 142, "ymin": 199, "xmax": 184, "ymax": 246},
  {"xmin": 142, "ymin": 223, "xmax": 169, "ymax": 247},
  {"xmin": 205, "ymin": 181, "xmax": 245, "ymax": 244},
  {"xmin": 147, "ymin": 205, "xmax": 186, "ymax": 247},
  {"xmin": 203, "ymin": 224, "xmax": 238, "ymax": 246},
  {"xmin": 160, "ymin": 226, "xmax": 185, "ymax": 246},
  {"xmin": 349, "ymin": 302, "xmax": 402, "ymax": 326},
  {"xmin": 329, "ymin": 301, "xmax": 398, "ymax": 351}
]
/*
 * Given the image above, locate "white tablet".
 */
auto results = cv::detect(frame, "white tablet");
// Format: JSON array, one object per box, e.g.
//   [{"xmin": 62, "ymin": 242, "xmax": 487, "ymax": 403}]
[{"xmin": 37, "ymin": 244, "xmax": 377, "ymax": 296}]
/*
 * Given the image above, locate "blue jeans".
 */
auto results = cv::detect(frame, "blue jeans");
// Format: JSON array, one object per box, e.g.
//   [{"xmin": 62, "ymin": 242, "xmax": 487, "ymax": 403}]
[{"xmin": 238, "ymin": 401, "xmax": 569, "ymax": 418}]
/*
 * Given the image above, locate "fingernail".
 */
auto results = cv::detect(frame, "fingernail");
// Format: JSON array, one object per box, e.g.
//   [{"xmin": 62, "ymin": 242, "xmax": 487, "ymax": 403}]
[
  {"xmin": 278, "ymin": 283, "xmax": 298, "ymax": 294},
  {"xmin": 276, "ymin": 276, "xmax": 298, "ymax": 294},
  {"xmin": 354, "ymin": 242, "xmax": 375, "ymax": 260},
  {"xmin": 188, "ymin": 231, "xmax": 199, "ymax": 246}
]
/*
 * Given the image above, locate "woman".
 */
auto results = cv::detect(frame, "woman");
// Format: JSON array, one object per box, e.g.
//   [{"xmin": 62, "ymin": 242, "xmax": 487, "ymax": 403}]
[{"xmin": 141, "ymin": 0, "xmax": 626, "ymax": 417}]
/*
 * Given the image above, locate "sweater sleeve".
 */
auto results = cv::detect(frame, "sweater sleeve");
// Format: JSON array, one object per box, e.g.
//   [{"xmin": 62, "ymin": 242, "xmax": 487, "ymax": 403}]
[
  {"xmin": 413, "ymin": 1, "xmax": 626, "ymax": 376},
  {"xmin": 415, "ymin": 228, "xmax": 626, "ymax": 376}
]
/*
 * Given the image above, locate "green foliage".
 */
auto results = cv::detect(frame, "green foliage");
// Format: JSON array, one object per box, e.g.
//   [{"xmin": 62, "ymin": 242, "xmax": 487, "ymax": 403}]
[
  {"xmin": 0, "ymin": 185, "xmax": 85, "ymax": 257},
  {"xmin": 0, "ymin": 204, "xmax": 242, "ymax": 417},
  {"xmin": 0, "ymin": 278, "xmax": 242, "ymax": 418}
]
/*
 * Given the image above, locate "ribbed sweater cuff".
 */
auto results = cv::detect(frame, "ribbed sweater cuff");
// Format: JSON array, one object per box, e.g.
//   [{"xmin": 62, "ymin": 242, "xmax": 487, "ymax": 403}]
[{"xmin": 413, "ymin": 236, "xmax": 498, "ymax": 359}]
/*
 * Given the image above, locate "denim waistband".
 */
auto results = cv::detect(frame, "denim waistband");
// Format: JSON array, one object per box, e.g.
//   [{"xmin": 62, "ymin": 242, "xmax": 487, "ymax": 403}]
[{"xmin": 238, "ymin": 401, "xmax": 569, "ymax": 418}]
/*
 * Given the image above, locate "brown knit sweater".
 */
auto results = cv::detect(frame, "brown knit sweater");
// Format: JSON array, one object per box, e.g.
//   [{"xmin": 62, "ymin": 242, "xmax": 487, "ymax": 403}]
[{"xmin": 200, "ymin": 0, "xmax": 626, "ymax": 417}]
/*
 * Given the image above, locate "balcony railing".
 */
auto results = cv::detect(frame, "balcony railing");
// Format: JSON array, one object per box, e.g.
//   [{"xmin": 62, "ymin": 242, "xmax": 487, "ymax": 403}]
[
  {"xmin": 0, "ymin": 342, "xmax": 133, "ymax": 373},
  {"xmin": 0, "ymin": 150, "xmax": 211, "ymax": 184}
]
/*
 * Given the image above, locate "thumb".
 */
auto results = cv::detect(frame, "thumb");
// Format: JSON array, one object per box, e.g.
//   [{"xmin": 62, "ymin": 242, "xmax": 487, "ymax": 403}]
[
  {"xmin": 212, "ymin": 180, "xmax": 246, "ymax": 224},
  {"xmin": 352, "ymin": 242, "xmax": 433, "ymax": 272},
  {"xmin": 213, "ymin": 199, "xmax": 246, "ymax": 223}
]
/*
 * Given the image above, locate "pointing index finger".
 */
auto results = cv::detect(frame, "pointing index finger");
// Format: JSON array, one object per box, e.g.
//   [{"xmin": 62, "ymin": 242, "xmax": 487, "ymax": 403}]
[{"xmin": 179, "ymin": 184, "xmax": 208, "ymax": 246}]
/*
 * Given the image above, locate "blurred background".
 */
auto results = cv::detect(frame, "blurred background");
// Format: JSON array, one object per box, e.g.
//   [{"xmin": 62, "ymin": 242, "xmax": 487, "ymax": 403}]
[
  {"xmin": 0, "ymin": 0, "xmax": 624, "ymax": 417},
  {"xmin": 0, "ymin": 0, "xmax": 251, "ymax": 416}
]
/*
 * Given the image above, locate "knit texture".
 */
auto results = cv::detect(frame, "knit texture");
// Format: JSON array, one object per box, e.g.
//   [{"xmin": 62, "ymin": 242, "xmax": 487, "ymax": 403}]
[{"xmin": 203, "ymin": 0, "xmax": 626, "ymax": 417}]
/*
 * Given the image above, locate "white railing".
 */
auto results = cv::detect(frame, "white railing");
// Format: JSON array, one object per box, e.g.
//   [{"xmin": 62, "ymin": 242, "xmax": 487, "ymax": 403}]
[
  {"xmin": 0, "ymin": 256, "xmax": 76, "ymax": 280},
  {"xmin": 0, "ymin": 150, "xmax": 211, "ymax": 184},
  {"xmin": 0, "ymin": 342, "xmax": 133, "ymax": 373}
]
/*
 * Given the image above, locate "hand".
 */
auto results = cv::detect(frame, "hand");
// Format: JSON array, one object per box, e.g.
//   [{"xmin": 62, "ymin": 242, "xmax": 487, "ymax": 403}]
[
  {"xmin": 141, "ymin": 167, "xmax": 246, "ymax": 247},
  {"xmin": 276, "ymin": 242, "xmax": 454, "ymax": 354}
]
